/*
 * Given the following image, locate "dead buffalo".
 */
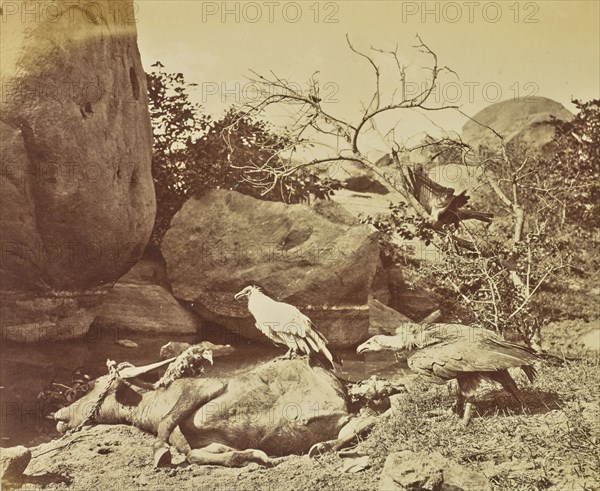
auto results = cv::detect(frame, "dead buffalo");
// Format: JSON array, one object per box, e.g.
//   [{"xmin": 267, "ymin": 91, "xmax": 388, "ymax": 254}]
[{"xmin": 54, "ymin": 358, "xmax": 353, "ymax": 467}]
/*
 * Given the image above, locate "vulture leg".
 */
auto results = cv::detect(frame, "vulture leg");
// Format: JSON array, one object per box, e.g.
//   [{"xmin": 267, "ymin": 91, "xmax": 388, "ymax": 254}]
[
  {"xmin": 455, "ymin": 375, "xmax": 480, "ymax": 426},
  {"xmin": 453, "ymin": 390, "xmax": 475, "ymax": 426},
  {"xmin": 453, "ymin": 386, "xmax": 466, "ymax": 417},
  {"xmin": 462, "ymin": 402, "xmax": 474, "ymax": 427}
]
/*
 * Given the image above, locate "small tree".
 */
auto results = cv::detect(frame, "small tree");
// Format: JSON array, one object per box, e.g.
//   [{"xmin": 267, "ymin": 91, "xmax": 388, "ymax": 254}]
[
  {"xmin": 545, "ymin": 99, "xmax": 600, "ymax": 233},
  {"xmin": 230, "ymin": 36, "xmax": 579, "ymax": 345},
  {"xmin": 146, "ymin": 62, "xmax": 208, "ymax": 243}
]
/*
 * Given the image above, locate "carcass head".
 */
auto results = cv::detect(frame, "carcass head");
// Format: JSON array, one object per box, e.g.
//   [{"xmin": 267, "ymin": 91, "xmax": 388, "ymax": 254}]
[{"xmin": 53, "ymin": 374, "xmax": 135, "ymax": 433}]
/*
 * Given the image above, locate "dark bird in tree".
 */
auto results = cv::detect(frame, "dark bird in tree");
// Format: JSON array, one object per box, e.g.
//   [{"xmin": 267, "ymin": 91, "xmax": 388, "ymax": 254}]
[
  {"xmin": 234, "ymin": 285, "xmax": 342, "ymax": 370},
  {"xmin": 403, "ymin": 166, "xmax": 493, "ymax": 230},
  {"xmin": 357, "ymin": 323, "xmax": 538, "ymax": 425}
]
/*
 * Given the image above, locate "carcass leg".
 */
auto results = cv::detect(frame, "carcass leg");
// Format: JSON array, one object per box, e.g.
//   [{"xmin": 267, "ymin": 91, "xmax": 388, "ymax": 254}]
[
  {"xmin": 309, "ymin": 410, "xmax": 389, "ymax": 458},
  {"xmin": 187, "ymin": 443, "xmax": 272, "ymax": 467},
  {"xmin": 153, "ymin": 380, "xmax": 227, "ymax": 467}
]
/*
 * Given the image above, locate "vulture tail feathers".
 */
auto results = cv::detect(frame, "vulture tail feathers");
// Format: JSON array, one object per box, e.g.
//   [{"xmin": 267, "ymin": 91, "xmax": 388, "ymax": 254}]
[
  {"xmin": 308, "ymin": 351, "xmax": 341, "ymax": 371},
  {"xmin": 308, "ymin": 352, "xmax": 333, "ymax": 370},
  {"xmin": 456, "ymin": 209, "xmax": 494, "ymax": 223},
  {"xmin": 306, "ymin": 325, "xmax": 342, "ymax": 369},
  {"xmin": 293, "ymin": 336, "xmax": 310, "ymax": 356},
  {"xmin": 520, "ymin": 364, "xmax": 537, "ymax": 383},
  {"xmin": 304, "ymin": 334, "xmax": 321, "ymax": 353},
  {"xmin": 331, "ymin": 350, "xmax": 343, "ymax": 366}
]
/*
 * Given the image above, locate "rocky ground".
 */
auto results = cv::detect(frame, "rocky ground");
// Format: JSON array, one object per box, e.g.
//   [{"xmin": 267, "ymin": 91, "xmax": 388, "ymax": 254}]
[{"xmin": 2, "ymin": 319, "xmax": 598, "ymax": 491}]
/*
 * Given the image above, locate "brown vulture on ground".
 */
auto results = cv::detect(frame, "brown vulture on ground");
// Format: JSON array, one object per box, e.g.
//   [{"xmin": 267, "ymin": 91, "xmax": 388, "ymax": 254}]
[
  {"xmin": 403, "ymin": 166, "xmax": 493, "ymax": 231},
  {"xmin": 357, "ymin": 323, "xmax": 539, "ymax": 425}
]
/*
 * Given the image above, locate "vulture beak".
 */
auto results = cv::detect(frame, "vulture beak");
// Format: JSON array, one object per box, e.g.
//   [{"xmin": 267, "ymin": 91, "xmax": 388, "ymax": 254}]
[
  {"xmin": 356, "ymin": 341, "xmax": 371, "ymax": 354},
  {"xmin": 202, "ymin": 350, "xmax": 214, "ymax": 365},
  {"xmin": 234, "ymin": 290, "xmax": 244, "ymax": 300}
]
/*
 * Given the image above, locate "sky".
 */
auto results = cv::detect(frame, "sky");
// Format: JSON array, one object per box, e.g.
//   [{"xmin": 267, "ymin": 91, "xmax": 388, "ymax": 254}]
[{"xmin": 135, "ymin": 0, "xmax": 599, "ymax": 153}]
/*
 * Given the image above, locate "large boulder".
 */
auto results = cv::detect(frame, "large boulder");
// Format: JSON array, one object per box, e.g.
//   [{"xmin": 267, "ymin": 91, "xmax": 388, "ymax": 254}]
[
  {"xmin": 462, "ymin": 96, "xmax": 573, "ymax": 153},
  {"xmin": 0, "ymin": 1, "xmax": 155, "ymax": 342},
  {"xmin": 162, "ymin": 190, "xmax": 380, "ymax": 348},
  {"xmin": 345, "ymin": 175, "xmax": 389, "ymax": 195},
  {"xmin": 368, "ymin": 297, "xmax": 411, "ymax": 336},
  {"xmin": 94, "ymin": 259, "xmax": 200, "ymax": 334}
]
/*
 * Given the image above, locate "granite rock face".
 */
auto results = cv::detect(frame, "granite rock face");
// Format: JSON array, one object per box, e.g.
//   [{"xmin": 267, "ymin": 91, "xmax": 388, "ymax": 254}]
[
  {"xmin": 1, "ymin": 0, "xmax": 155, "ymax": 342},
  {"xmin": 94, "ymin": 259, "xmax": 200, "ymax": 334},
  {"xmin": 462, "ymin": 96, "xmax": 573, "ymax": 152},
  {"xmin": 162, "ymin": 190, "xmax": 380, "ymax": 348}
]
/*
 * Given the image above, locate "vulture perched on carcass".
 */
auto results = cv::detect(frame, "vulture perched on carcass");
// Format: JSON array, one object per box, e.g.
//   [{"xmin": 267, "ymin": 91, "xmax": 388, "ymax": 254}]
[
  {"xmin": 357, "ymin": 323, "xmax": 539, "ymax": 424},
  {"xmin": 403, "ymin": 166, "xmax": 493, "ymax": 230},
  {"xmin": 234, "ymin": 285, "xmax": 341, "ymax": 370}
]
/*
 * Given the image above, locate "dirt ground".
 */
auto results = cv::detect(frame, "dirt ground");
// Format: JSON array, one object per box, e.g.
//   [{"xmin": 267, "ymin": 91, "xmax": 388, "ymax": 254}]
[
  {"xmin": 9, "ymin": 425, "xmax": 379, "ymax": 491},
  {"xmin": 3, "ymin": 319, "xmax": 599, "ymax": 491}
]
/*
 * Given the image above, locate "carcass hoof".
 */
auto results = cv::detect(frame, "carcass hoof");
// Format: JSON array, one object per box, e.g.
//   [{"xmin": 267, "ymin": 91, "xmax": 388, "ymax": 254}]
[
  {"xmin": 231, "ymin": 450, "xmax": 271, "ymax": 467},
  {"xmin": 308, "ymin": 440, "xmax": 337, "ymax": 458},
  {"xmin": 153, "ymin": 444, "xmax": 172, "ymax": 468},
  {"xmin": 248, "ymin": 449, "xmax": 272, "ymax": 466}
]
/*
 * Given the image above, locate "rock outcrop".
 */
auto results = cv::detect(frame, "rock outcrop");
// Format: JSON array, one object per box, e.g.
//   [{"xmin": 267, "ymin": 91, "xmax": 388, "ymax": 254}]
[
  {"xmin": 94, "ymin": 259, "xmax": 200, "ymax": 334},
  {"xmin": 0, "ymin": 0, "xmax": 155, "ymax": 342},
  {"xmin": 161, "ymin": 190, "xmax": 380, "ymax": 348},
  {"xmin": 367, "ymin": 297, "xmax": 411, "ymax": 336},
  {"xmin": 462, "ymin": 96, "xmax": 573, "ymax": 152}
]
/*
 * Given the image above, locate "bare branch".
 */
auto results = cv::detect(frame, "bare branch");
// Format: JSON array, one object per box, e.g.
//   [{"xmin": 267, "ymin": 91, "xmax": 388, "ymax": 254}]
[{"xmin": 346, "ymin": 34, "xmax": 381, "ymax": 113}]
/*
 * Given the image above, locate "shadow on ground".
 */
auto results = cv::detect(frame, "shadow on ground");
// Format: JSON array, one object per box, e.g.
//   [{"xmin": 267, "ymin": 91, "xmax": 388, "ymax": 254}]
[{"xmin": 473, "ymin": 388, "xmax": 562, "ymax": 418}]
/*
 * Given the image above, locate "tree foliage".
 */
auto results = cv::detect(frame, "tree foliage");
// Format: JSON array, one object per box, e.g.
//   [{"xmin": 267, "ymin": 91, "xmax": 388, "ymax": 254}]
[
  {"xmin": 546, "ymin": 99, "xmax": 600, "ymax": 232},
  {"xmin": 146, "ymin": 62, "xmax": 340, "ymax": 244}
]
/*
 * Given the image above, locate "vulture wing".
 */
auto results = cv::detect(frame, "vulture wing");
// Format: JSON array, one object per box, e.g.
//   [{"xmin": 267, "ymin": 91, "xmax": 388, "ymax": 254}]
[
  {"xmin": 248, "ymin": 292, "xmax": 338, "ymax": 368},
  {"xmin": 404, "ymin": 166, "xmax": 456, "ymax": 216},
  {"xmin": 416, "ymin": 323, "xmax": 497, "ymax": 347},
  {"xmin": 408, "ymin": 336, "xmax": 538, "ymax": 384}
]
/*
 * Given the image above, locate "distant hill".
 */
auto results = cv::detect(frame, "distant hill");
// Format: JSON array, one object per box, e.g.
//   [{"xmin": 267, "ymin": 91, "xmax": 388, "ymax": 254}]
[{"xmin": 462, "ymin": 96, "xmax": 574, "ymax": 152}]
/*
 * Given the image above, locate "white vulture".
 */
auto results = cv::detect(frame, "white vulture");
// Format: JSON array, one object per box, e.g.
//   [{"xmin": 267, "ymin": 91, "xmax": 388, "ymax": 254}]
[
  {"xmin": 357, "ymin": 323, "xmax": 538, "ymax": 425},
  {"xmin": 234, "ymin": 285, "xmax": 341, "ymax": 370}
]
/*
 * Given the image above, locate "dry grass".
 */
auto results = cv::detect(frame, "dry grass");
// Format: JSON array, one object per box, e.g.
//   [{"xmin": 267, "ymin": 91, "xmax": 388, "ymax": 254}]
[{"xmin": 361, "ymin": 356, "xmax": 600, "ymax": 490}]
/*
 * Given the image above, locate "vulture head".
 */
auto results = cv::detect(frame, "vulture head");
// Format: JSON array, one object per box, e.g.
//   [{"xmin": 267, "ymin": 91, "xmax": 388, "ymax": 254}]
[
  {"xmin": 234, "ymin": 285, "xmax": 262, "ymax": 300},
  {"xmin": 357, "ymin": 334, "xmax": 414, "ymax": 354},
  {"xmin": 357, "ymin": 336, "xmax": 389, "ymax": 354}
]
